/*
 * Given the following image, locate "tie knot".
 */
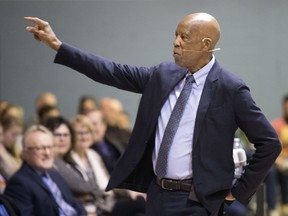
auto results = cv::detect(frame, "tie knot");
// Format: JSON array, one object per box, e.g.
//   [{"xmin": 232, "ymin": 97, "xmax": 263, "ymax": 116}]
[
  {"xmin": 186, "ymin": 75, "xmax": 195, "ymax": 84},
  {"xmin": 41, "ymin": 172, "xmax": 50, "ymax": 181}
]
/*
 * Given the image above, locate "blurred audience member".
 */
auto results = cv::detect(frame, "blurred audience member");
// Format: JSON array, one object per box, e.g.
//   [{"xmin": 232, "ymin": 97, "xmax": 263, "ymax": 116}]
[
  {"xmin": 99, "ymin": 97, "xmax": 123, "ymax": 128},
  {"xmin": 70, "ymin": 115, "xmax": 115, "ymax": 214},
  {"xmin": 0, "ymin": 103, "xmax": 24, "ymax": 147},
  {"xmin": 35, "ymin": 92, "xmax": 58, "ymax": 112},
  {"xmin": 35, "ymin": 92, "xmax": 58, "ymax": 123},
  {"xmin": 99, "ymin": 97, "xmax": 131, "ymax": 149},
  {"xmin": 0, "ymin": 103, "xmax": 24, "ymax": 124},
  {"xmin": 0, "ymin": 104, "xmax": 23, "ymax": 179},
  {"xmin": 4, "ymin": 125, "xmax": 86, "ymax": 216},
  {"xmin": 116, "ymin": 112, "xmax": 131, "ymax": 131},
  {"xmin": 0, "ymin": 101, "xmax": 9, "ymax": 116},
  {"xmin": 78, "ymin": 95, "xmax": 97, "ymax": 115},
  {"xmin": 0, "ymin": 123, "xmax": 7, "ymax": 193},
  {"xmin": 45, "ymin": 116, "xmax": 107, "ymax": 215},
  {"xmin": 86, "ymin": 109, "xmax": 123, "ymax": 174},
  {"xmin": 45, "ymin": 116, "xmax": 73, "ymax": 158},
  {"xmin": 38, "ymin": 105, "xmax": 60, "ymax": 125},
  {"xmin": 272, "ymin": 94, "xmax": 288, "ymax": 216}
]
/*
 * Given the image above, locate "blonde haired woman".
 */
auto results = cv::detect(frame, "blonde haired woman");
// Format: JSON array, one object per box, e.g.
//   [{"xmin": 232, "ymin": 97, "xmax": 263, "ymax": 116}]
[{"xmin": 70, "ymin": 115, "xmax": 114, "ymax": 215}]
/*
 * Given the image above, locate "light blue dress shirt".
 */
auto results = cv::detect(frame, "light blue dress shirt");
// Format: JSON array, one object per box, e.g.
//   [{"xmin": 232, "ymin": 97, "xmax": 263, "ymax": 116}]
[{"xmin": 153, "ymin": 55, "xmax": 215, "ymax": 180}]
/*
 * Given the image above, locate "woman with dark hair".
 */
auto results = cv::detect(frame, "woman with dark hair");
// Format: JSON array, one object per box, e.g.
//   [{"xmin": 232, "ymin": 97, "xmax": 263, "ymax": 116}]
[
  {"xmin": 46, "ymin": 116, "xmax": 145, "ymax": 216},
  {"xmin": 78, "ymin": 95, "xmax": 97, "ymax": 115},
  {"xmin": 44, "ymin": 116, "xmax": 106, "ymax": 216},
  {"xmin": 44, "ymin": 116, "xmax": 73, "ymax": 160},
  {"xmin": 38, "ymin": 105, "xmax": 60, "ymax": 125}
]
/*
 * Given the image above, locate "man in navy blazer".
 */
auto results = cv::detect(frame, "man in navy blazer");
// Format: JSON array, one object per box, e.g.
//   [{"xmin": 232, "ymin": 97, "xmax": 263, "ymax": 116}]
[
  {"xmin": 25, "ymin": 13, "xmax": 281, "ymax": 215},
  {"xmin": 4, "ymin": 125, "xmax": 86, "ymax": 216}
]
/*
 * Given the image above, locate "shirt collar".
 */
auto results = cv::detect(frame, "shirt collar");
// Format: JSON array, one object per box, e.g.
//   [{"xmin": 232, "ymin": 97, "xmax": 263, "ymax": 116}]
[
  {"xmin": 28, "ymin": 163, "xmax": 48, "ymax": 177},
  {"xmin": 187, "ymin": 55, "xmax": 215, "ymax": 86}
]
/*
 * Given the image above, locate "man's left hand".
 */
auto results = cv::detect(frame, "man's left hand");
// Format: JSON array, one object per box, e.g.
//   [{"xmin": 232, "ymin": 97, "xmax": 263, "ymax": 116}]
[{"xmin": 225, "ymin": 192, "xmax": 235, "ymax": 201}]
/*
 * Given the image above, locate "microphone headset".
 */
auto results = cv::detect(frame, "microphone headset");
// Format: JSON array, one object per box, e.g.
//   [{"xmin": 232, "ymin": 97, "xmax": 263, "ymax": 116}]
[
  {"xmin": 181, "ymin": 37, "xmax": 221, "ymax": 53},
  {"xmin": 182, "ymin": 48, "xmax": 221, "ymax": 53}
]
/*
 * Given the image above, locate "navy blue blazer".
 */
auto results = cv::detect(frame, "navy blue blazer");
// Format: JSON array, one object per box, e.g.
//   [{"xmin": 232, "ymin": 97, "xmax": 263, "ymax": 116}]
[
  {"xmin": 54, "ymin": 43, "xmax": 281, "ymax": 214},
  {"xmin": 4, "ymin": 162, "xmax": 86, "ymax": 216},
  {"xmin": 91, "ymin": 138, "xmax": 122, "ymax": 174}
]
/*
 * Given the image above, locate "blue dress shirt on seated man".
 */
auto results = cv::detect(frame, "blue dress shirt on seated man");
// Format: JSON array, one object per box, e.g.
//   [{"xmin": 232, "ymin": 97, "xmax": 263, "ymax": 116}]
[
  {"xmin": 24, "ymin": 12, "xmax": 281, "ymax": 216},
  {"xmin": 4, "ymin": 125, "xmax": 86, "ymax": 216}
]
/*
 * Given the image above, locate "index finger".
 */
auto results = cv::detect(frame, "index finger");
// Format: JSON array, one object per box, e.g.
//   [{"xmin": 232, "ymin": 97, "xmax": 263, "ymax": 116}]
[{"xmin": 24, "ymin": 17, "xmax": 48, "ymax": 27}]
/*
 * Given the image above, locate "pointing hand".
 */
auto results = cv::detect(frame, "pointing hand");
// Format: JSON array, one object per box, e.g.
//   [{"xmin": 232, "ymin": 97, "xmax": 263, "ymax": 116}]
[{"xmin": 24, "ymin": 17, "xmax": 62, "ymax": 51}]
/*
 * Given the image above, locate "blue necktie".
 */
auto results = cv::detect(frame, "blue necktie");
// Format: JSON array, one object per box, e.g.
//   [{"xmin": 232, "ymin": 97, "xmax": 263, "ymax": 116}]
[
  {"xmin": 155, "ymin": 75, "xmax": 195, "ymax": 179},
  {"xmin": 42, "ymin": 173, "xmax": 77, "ymax": 216}
]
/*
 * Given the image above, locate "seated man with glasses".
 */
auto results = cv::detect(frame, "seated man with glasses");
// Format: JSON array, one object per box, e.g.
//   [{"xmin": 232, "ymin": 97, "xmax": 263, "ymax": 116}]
[{"xmin": 4, "ymin": 125, "xmax": 86, "ymax": 216}]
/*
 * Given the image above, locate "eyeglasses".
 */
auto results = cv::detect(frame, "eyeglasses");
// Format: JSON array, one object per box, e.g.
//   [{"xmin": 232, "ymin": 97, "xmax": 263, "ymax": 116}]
[
  {"xmin": 25, "ymin": 145, "xmax": 55, "ymax": 153},
  {"xmin": 75, "ymin": 131, "xmax": 91, "ymax": 136},
  {"xmin": 53, "ymin": 133, "xmax": 70, "ymax": 138}
]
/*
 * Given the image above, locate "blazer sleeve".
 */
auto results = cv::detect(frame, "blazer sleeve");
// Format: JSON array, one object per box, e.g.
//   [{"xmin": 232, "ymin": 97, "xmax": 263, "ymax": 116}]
[
  {"xmin": 54, "ymin": 43, "xmax": 153, "ymax": 94},
  {"xmin": 231, "ymin": 83, "xmax": 281, "ymax": 204},
  {"xmin": 4, "ymin": 177, "xmax": 34, "ymax": 216}
]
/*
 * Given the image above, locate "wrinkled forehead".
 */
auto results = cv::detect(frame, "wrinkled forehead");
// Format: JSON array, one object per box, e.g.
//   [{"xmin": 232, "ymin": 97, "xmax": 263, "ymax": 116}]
[
  {"xmin": 177, "ymin": 13, "xmax": 220, "ymax": 41},
  {"xmin": 175, "ymin": 18, "xmax": 203, "ymax": 39}
]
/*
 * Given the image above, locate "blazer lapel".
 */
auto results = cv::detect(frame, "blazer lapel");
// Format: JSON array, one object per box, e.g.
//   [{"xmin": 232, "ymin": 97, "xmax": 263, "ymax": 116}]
[
  {"xmin": 193, "ymin": 61, "xmax": 219, "ymax": 146},
  {"xmin": 158, "ymin": 68, "xmax": 187, "ymax": 109},
  {"xmin": 146, "ymin": 66, "xmax": 187, "ymax": 137},
  {"xmin": 22, "ymin": 162, "xmax": 55, "ymax": 197}
]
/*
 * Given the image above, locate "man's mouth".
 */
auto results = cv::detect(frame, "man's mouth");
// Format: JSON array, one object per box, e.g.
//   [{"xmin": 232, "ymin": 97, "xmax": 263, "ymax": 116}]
[{"xmin": 173, "ymin": 50, "xmax": 181, "ymax": 56}]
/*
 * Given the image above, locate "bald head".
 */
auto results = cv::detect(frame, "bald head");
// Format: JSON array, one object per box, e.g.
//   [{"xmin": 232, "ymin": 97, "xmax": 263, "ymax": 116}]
[
  {"xmin": 99, "ymin": 97, "xmax": 124, "ymax": 126},
  {"xmin": 181, "ymin": 13, "xmax": 221, "ymax": 48},
  {"xmin": 173, "ymin": 12, "xmax": 221, "ymax": 72},
  {"xmin": 35, "ymin": 92, "xmax": 58, "ymax": 112}
]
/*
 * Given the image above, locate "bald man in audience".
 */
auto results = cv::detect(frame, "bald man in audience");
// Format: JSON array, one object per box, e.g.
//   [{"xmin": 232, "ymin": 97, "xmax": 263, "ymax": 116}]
[
  {"xmin": 34, "ymin": 92, "xmax": 59, "ymax": 123},
  {"xmin": 35, "ymin": 92, "xmax": 58, "ymax": 111},
  {"xmin": 99, "ymin": 97, "xmax": 124, "ymax": 127}
]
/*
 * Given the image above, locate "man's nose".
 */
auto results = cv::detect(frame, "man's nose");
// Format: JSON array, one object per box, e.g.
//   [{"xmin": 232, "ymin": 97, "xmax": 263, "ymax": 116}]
[
  {"xmin": 44, "ymin": 147, "xmax": 50, "ymax": 155},
  {"xmin": 43, "ymin": 146, "xmax": 53, "ymax": 156},
  {"xmin": 173, "ymin": 36, "xmax": 181, "ymax": 47}
]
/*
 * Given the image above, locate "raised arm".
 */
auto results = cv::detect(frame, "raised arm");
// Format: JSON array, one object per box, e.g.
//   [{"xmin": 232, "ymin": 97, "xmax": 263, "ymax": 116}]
[
  {"xmin": 24, "ymin": 17, "xmax": 62, "ymax": 51},
  {"xmin": 24, "ymin": 16, "xmax": 154, "ymax": 93}
]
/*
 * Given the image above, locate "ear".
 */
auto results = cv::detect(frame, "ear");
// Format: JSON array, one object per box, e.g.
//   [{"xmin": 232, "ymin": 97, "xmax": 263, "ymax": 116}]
[{"xmin": 201, "ymin": 37, "xmax": 212, "ymax": 51}]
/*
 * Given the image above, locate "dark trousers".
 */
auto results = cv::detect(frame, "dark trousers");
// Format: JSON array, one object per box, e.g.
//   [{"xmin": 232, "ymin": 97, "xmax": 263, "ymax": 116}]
[
  {"xmin": 146, "ymin": 179, "xmax": 210, "ymax": 216},
  {"xmin": 278, "ymin": 170, "xmax": 288, "ymax": 204},
  {"xmin": 265, "ymin": 166, "xmax": 277, "ymax": 209}
]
